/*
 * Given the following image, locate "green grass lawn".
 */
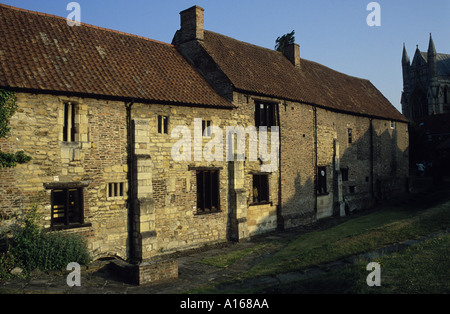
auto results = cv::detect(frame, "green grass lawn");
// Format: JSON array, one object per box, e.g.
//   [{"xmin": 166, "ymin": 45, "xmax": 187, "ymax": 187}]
[
  {"xmin": 268, "ymin": 233, "xmax": 450, "ymax": 294},
  {"xmin": 194, "ymin": 179, "xmax": 450, "ymax": 294}
]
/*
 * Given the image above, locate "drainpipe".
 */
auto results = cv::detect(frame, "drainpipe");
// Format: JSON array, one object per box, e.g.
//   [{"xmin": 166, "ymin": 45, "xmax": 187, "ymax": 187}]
[
  {"xmin": 369, "ymin": 118, "xmax": 375, "ymax": 199},
  {"xmin": 313, "ymin": 106, "xmax": 318, "ymax": 214},
  {"xmin": 125, "ymin": 100, "xmax": 136, "ymax": 263},
  {"xmin": 276, "ymin": 101, "xmax": 283, "ymax": 231}
]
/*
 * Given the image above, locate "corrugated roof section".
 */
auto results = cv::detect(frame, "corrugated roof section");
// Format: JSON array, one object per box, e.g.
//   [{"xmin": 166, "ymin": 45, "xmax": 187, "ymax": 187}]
[
  {"xmin": 202, "ymin": 31, "xmax": 408, "ymax": 122},
  {"xmin": 0, "ymin": 4, "xmax": 232, "ymax": 108}
]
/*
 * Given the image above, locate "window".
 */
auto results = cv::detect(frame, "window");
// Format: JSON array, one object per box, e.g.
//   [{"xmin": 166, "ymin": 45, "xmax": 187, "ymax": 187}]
[
  {"xmin": 348, "ymin": 128, "xmax": 353, "ymax": 144},
  {"xmin": 158, "ymin": 115, "xmax": 169, "ymax": 134},
  {"xmin": 255, "ymin": 102, "xmax": 277, "ymax": 128},
  {"xmin": 63, "ymin": 102, "xmax": 77, "ymax": 142},
  {"xmin": 108, "ymin": 183, "xmax": 124, "ymax": 198},
  {"xmin": 196, "ymin": 170, "xmax": 220, "ymax": 214},
  {"xmin": 252, "ymin": 174, "xmax": 269, "ymax": 204},
  {"xmin": 341, "ymin": 168, "xmax": 349, "ymax": 182},
  {"xmin": 349, "ymin": 186, "xmax": 356, "ymax": 194},
  {"xmin": 51, "ymin": 188, "xmax": 84, "ymax": 227},
  {"xmin": 390, "ymin": 121, "xmax": 396, "ymax": 129},
  {"xmin": 317, "ymin": 167, "xmax": 327, "ymax": 195},
  {"xmin": 202, "ymin": 120, "xmax": 212, "ymax": 137}
]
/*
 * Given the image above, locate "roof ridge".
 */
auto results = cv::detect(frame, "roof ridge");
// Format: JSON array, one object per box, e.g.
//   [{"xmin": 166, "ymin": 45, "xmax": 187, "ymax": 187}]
[
  {"xmin": 0, "ymin": 3, "xmax": 173, "ymax": 47},
  {"xmin": 205, "ymin": 30, "xmax": 371, "ymax": 83}
]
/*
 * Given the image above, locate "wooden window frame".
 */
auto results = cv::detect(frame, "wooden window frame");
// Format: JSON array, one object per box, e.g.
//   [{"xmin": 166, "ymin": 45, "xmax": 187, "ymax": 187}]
[
  {"xmin": 255, "ymin": 102, "xmax": 278, "ymax": 129},
  {"xmin": 158, "ymin": 115, "xmax": 169, "ymax": 134},
  {"xmin": 63, "ymin": 102, "xmax": 77, "ymax": 142},
  {"xmin": 202, "ymin": 120, "xmax": 212, "ymax": 137},
  {"xmin": 252, "ymin": 174, "xmax": 270, "ymax": 205},
  {"xmin": 51, "ymin": 188, "xmax": 85, "ymax": 229},
  {"xmin": 196, "ymin": 170, "xmax": 220, "ymax": 215}
]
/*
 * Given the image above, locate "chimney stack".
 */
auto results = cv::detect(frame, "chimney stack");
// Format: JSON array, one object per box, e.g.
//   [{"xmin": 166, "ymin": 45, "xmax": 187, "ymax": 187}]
[
  {"xmin": 283, "ymin": 43, "xmax": 301, "ymax": 68},
  {"xmin": 178, "ymin": 6, "xmax": 204, "ymax": 44}
]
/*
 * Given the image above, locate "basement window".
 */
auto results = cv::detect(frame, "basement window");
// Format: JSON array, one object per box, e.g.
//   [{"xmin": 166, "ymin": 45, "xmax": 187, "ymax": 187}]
[
  {"xmin": 51, "ymin": 188, "xmax": 84, "ymax": 228},
  {"xmin": 252, "ymin": 174, "xmax": 270, "ymax": 204},
  {"xmin": 158, "ymin": 115, "xmax": 169, "ymax": 134},
  {"xmin": 196, "ymin": 170, "xmax": 220, "ymax": 214}
]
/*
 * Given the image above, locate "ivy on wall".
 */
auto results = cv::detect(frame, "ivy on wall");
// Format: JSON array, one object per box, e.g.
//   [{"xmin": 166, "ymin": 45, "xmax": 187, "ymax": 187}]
[{"xmin": 0, "ymin": 89, "xmax": 32, "ymax": 168}]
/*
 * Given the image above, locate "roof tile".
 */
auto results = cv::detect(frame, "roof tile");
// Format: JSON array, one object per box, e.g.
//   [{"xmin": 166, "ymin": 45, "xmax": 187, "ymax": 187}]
[
  {"xmin": 202, "ymin": 31, "xmax": 408, "ymax": 122},
  {"xmin": 0, "ymin": 4, "xmax": 232, "ymax": 108}
]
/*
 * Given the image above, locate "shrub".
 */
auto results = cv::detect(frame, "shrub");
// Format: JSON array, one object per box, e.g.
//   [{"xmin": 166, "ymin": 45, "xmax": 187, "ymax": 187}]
[{"xmin": 5, "ymin": 205, "xmax": 92, "ymax": 275}]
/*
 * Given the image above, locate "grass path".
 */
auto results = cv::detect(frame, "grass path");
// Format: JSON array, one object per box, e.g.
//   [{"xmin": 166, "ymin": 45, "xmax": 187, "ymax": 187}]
[{"xmin": 194, "ymin": 180, "xmax": 450, "ymax": 293}]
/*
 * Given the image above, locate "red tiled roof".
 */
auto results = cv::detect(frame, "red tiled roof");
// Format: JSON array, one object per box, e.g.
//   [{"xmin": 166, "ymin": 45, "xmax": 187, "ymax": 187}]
[
  {"xmin": 202, "ymin": 31, "xmax": 408, "ymax": 122},
  {"xmin": 0, "ymin": 4, "xmax": 232, "ymax": 108}
]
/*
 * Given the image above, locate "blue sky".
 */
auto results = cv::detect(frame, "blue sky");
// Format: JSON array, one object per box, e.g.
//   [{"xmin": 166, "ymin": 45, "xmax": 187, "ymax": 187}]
[{"xmin": 2, "ymin": 0, "xmax": 450, "ymax": 112}]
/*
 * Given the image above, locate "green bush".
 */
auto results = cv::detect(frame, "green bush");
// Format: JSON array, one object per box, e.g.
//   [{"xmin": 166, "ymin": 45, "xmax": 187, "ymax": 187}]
[
  {"xmin": 9, "ymin": 229, "xmax": 92, "ymax": 273},
  {"xmin": 3, "ymin": 206, "xmax": 92, "ymax": 276}
]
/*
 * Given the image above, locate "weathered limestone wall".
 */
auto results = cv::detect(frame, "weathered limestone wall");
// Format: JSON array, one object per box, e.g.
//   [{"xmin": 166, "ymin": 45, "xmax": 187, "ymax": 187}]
[{"xmin": 0, "ymin": 93, "xmax": 129, "ymax": 260}]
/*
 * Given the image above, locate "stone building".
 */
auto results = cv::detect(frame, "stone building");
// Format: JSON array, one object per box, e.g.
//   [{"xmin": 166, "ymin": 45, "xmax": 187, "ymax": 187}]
[
  {"xmin": 401, "ymin": 34, "xmax": 450, "ymax": 121},
  {"xmin": 0, "ymin": 4, "xmax": 409, "ymax": 284},
  {"xmin": 401, "ymin": 35, "xmax": 450, "ymax": 172},
  {"xmin": 173, "ymin": 6, "xmax": 409, "ymax": 228}
]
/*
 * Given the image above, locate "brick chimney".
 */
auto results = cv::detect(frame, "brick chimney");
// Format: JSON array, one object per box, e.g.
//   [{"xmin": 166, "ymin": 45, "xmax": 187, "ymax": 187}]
[
  {"xmin": 283, "ymin": 43, "xmax": 301, "ymax": 68},
  {"xmin": 178, "ymin": 6, "xmax": 205, "ymax": 44}
]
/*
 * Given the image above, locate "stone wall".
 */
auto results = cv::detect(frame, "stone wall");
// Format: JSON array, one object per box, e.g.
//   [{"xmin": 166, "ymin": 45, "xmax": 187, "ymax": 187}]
[
  {"xmin": 0, "ymin": 93, "xmax": 129, "ymax": 260},
  {"xmin": 0, "ymin": 90, "xmax": 409, "ymax": 267}
]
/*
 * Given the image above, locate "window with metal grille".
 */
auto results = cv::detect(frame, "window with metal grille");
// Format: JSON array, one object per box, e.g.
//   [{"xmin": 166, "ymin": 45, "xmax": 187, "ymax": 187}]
[
  {"xmin": 196, "ymin": 170, "xmax": 220, "ymax": 214},
  {"xmin": 252, "ymin": 174, "xmax": 269, "ymax": 204},
  {"xmin": 51, "ymin": 188, "xmax": 84, "ymax": 227}
]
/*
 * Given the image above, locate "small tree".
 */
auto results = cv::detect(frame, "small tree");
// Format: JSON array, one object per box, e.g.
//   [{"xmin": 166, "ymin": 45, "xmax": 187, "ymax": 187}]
[
  {"xmin": 275, "ymin": 30, "xmax": 296, "ymax": 52},
  {"xmin": 0, "ymin": 89, "xmax": 32, "ymax": 168}
]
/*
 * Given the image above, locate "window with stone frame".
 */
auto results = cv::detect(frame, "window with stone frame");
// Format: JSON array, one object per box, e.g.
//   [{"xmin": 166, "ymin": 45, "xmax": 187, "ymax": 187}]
[
  {"xmin": 63, "ymin": 102, "xmax": 78, "ymax": 142},
  {"xmin": 341, "ymin": 168, "xmax": 349, "ymax": 182},
  {"xmin": 202, "ymin": 120, "xmax": 212, "ymax": 137},
  {"xmin": 196, "ymin": 170, "xmax": 220, "ymax": 214},
  {"xmin": 107, "ymin": 182, "xmax": 124, "ymax": 199},
  {"xmin": 348, "ymin": 128, "xmax": 353, "ymax": 144},
  {"xmin": 158, "ymin": 115, "xmax": 169, "ymax": 134},
  {"xmin": 252, "ymin": 174, "xmax": 269, "ymax": 204},
  {"xmin": 51, "ymin": 188, "xmax": 84, "ymax": 228},
  {"xmin": 317, "ymin": 167, "xmax": 328, "ymax": 195},
  {"xmin": 255, "ymin": 102, "xmax": 278, "ymax": 128}
]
